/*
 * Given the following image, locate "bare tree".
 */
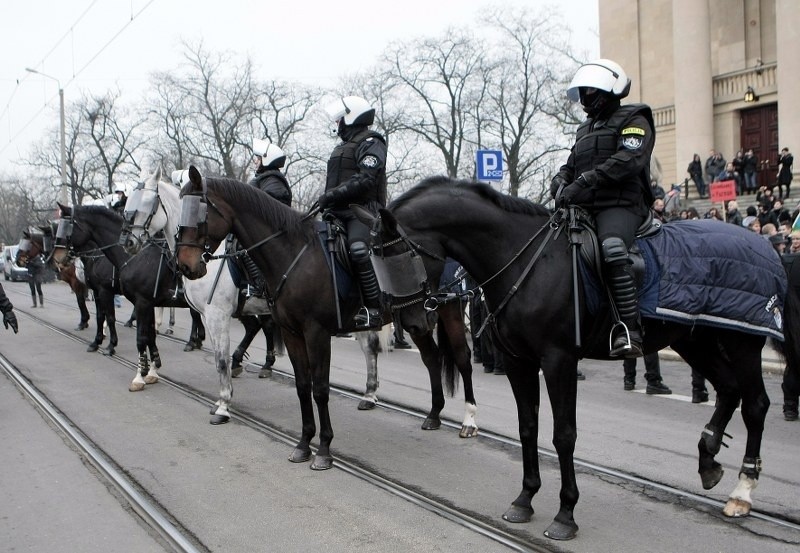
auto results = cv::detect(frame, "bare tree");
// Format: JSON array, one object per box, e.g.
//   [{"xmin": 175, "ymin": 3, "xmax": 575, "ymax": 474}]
[
  {"xmin": 383, "ymin": 29, "xmax": 489, "ymax": 178},
  {"xmin": 480, "ymin": 8, "xmax": 577, "ymax": 200}
]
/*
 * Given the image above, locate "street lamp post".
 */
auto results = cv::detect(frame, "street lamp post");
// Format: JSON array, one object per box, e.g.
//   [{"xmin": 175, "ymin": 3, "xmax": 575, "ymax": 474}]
[{"xmin": 25, "ymin": 68, "xmax": 68, "ymax": 205}]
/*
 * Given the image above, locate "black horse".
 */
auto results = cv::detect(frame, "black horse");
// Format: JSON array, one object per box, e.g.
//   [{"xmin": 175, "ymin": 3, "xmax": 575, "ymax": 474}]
[
  {"xmin": 363, "ymin": 176, "xmax": 800, "ymax": 540},
  {"xmin": 53, "ymin": 203, "xmax": 204, "ymax": 390}
]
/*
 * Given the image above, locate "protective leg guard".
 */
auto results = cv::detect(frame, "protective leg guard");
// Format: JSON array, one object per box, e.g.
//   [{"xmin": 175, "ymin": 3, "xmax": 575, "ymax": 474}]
[
  {"xmin": 351, "ymin": 241, "xmax": 382, "ymax": 329},
  {"xmin": 602, "ymin": 237, "xmax": 643, "ymax": 358},
  {"xmin": 241, "ymin": 252, "xmax": 266, "ymax": 296}
]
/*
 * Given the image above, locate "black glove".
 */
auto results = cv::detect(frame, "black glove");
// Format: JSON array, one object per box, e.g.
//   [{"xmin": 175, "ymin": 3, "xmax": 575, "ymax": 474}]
[
  {"xmin": 561, "ymin": 180, "xmax": 594, "ymax": 206},
  {"xmin": 3, "ymin": 311, "xmax": 18, "ymax": 334},
  {"xmin": 550, "ymin": 175, "xmax": 569, "ymax": 199},
  {"xmin": 318, "ymin": 190, "xmax": 335, "ymax": 210}
]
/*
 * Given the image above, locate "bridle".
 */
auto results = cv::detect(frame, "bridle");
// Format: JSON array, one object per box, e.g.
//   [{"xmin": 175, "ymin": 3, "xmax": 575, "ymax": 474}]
[
  {"xmin": 119, "ymin": 179, "xmax": 169, "ymax": 253},
  {"xmin": 372, "ymin": 208, "xmax": 566, "ymax": 337}
]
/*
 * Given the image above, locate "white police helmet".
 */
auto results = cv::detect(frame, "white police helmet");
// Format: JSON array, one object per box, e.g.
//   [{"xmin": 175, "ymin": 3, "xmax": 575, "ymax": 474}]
[
  {"xmin": 566, "ymin": 59, "xmax": 631, "ymax": 102},
  {"xmin": 252, "ymin": 138, "xmax": 286, "ymax": 168},
  {"xmin": 325, "ymin": 96, "xmax": 375, "ymax": 127},
  {"xmin": 114, "ymin": 184, "xmax": 126, "ymax": 194},
  {"xmin": 171, "ymin": 169, "xmax": 190, "ymax": 187}
]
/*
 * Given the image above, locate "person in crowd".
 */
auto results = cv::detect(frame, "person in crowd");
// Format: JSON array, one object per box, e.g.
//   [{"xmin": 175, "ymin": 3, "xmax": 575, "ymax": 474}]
[
  {"xmin": 761, "ymin": 222, "xmax": 778, "ymax": 238},
  {"xmin": 686, "ymin": 206, "xmax": 700, "ymax": 220},
  {"xmin": 732, "ymin": 149, "xmax": 745, "ymax": 185},
  {"xmin": 650, "ymin": 179, "xmax": 665, "ymax": 201},
  {"xmin": 623, "ymin": 353, "xmax": 671, "ymax": 394},
  {"xmin": 715, "ymin": 161, "xmax": 741, "ymax": 195},
  {"xmin": 550, "ymin": 58, "xmax": 653, "ymax": 358},
  {"xmin": 705, "ymin": 149, "xmax": 726, "ymax": 184},
  {"xmin": 687, "ymin": 154, "xmax": 706, "ymax": 198},
  {"xmin": 777, "ymin": 147, "xmax": 794, "ymax": 201},
  {"xmin": 703, "ymin": 206, "xmax": 723, "ymax": 221},
  {"xmin": 756, "ymin": 186, "xmax": 775, "ymax": 210},
  {"xmin": 757, "ymin": 202, "xmax": 779, "ymax": 230},
  {"xmin": 319, "ymin": 96, "xmax": 387, "ymax": 329},
  {"xmin": 781, "ymin": 233, "xmax": 800, "ymax": 421},
  {"xmin": 726, "ymin": 199, "xmax": 743, "ymax": 226},
  {"xmin": 769, "ymin": 233, "xmax": 787, "ymax": 255},
  {"xmin": 0, "ymin": 282, "xmax": 18, "ymax": 334},
  {"xmin": 771, "ymin": 199, "xmax": 792, "ymax": 225},
  {"xmin": 742, "ymin": 215, "xmax": 761, "ymax": 234},
  {"xmin": 25, "ymin": 252, "xmax": 45, "ymax": 308},
  {"xmin": 652, "ymin": 198, "xmax": 666, "ymax": 223},
  {"xmin": 742, "ymin": 149, "xmax": 759, "ymax": 194}
]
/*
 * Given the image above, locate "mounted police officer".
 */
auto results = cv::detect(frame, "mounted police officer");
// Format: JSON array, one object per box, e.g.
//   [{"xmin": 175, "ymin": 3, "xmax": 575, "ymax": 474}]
[
  {"xmin": 319, "ymin": 96, "xmax": 387, "ymax": 329},
  {"xmin": 551, "ymin": 59, "xmax": 655, "ymax": 358},
  {"xmin": 249, "ymin": 138, "xmax": 292, "ymax": 207},
  {"xmin": 111, "ymin": 185, "xmax": 128, "ymax": 215}
]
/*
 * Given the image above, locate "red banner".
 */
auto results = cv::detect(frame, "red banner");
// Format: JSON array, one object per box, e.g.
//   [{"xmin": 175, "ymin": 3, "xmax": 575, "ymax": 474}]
[{"xmin": 710, "ymin": 180, "xmax": 737, "ymax": 203}]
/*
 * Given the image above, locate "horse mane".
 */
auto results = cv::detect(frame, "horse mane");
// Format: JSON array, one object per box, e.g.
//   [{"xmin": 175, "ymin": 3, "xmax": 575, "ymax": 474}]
[
  {"xmin": 76, "ymin": 204, "xmax": 123, "ymax": 225},
  {"xmin": 204, "ymin": 176, "xmax": 310, "ymax": 240},
  {"xmin": 389, "ymin": 175, "xmax": 550, "ymax": 217}
]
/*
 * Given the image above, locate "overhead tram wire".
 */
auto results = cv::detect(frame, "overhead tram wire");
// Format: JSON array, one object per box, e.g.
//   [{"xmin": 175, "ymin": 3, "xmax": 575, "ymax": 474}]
[{"xmin": 0, "ymin": 0, "xmax": 159, "ymax": 158}]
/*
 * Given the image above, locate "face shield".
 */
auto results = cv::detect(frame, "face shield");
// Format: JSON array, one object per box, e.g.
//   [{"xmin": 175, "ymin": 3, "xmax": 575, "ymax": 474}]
[
  {"xmin": 55, "ymin": 219, "xmax": 73, "ymax": 240},
  {"xmin": 178, "ymin": 195, "xmax": 207, "ymax": 228}
]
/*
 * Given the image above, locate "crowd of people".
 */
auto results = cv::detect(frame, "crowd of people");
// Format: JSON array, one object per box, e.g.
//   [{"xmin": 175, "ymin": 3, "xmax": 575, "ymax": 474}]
[{"xmin": 686, "ymin": 147, "xmax": 793, "ymax": 201}]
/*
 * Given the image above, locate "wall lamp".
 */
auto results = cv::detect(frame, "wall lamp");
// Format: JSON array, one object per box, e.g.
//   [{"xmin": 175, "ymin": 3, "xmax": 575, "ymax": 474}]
[{"xmin": 744, "ymin": 86, "xmax": 759, "ymax": 103}]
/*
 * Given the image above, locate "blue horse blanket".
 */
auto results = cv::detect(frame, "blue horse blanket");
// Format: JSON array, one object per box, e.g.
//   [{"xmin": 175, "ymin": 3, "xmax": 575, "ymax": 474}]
[{"xmin": 582, "ymin": 219, "xmax": 786, "ymax": 340}]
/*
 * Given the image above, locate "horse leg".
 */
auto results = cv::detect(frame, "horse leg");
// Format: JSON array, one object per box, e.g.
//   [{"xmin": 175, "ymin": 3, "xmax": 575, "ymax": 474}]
[
  {"xmin": 308, "ymin": 327, "xmax": 335, "ymax": 470},
  {"xmin": 87, "ymin": 296, "xmax": 104, "ymax": 352},
  {"xmin": 232, "ymin": 315, "xmax": 261, "ymax": 377},
  {"xmin": 720, "ymin": 333, "xmax": 768, "ymax": 517},
  {"xmin": 409, "ymin": 331, "xmax": 445, "ymax": 429},
  {"xmin": 258, "ymin": 315, "xmax": 276, "ymax": 379},
  {"xmin": 75, "ymin": 291, "xmax": 90, "ymax": 330},
  {"xmin": 441, "ymin": 307, "xmax": 478, "ymax": 438},
  {"xmin": 206, "ymin": 307, "xmax": 233, "ymax": 425},
  {"xmin": 501, "ymin": 355, "xmax": 545, "ymax": 526},
  {"xmin": 356, "ymin": 330, "xmax": 380, "ymax": 410},
  {"xmin": 148, "ymin": 314, "xmax": 162, "ymax": 370},
  {"xmin": 539, "ymin": 353, "xmax": 581, "ymax": 540},
  {"xmin": 283, "ymin": 331, "xmax": 317, "ymax": 465}
]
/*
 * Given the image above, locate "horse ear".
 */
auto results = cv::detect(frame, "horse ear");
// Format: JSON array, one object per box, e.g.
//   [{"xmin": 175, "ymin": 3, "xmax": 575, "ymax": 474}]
[
  {"xmin": 188, "ymin": 166, "xmax": 202, "ymax": 191},
  {"xmin": 378, "ymin": 208, "xmax": 400, "ymax": 236}
]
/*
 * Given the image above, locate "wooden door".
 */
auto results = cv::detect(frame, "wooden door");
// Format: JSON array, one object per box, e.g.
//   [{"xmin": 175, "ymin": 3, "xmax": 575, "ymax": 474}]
[{"xmin": 740, "ymin": 104, "xmax": 779, "ymax": 189}]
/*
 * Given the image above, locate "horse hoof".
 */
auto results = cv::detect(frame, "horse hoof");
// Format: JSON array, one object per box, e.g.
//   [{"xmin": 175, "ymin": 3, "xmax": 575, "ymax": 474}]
[
  {"xmin": 421, "ymin": 417, "xmax": 441, "ymax": 430},
  {"xmin": 502, "ymin": 504, "xmax": 534, "ymax": 523},
  {"xmin": 129, "ymin": 382, "xmax": 145, "ymax": 392},
  {"xmin": 87, "ymin": 343, "xmax": 99, "ymax": 352},
  {"xmin": 143, "ymin": 375, "xmax": 158, "ymax": 385},
  {"xmin": 700, "ymin": 463, "xmax": 724, "ymax": 490},
  {"xmin": 231, "ymin": 366, "xmax": 243, "ymax": 378},
  {"xmin": 210, "ymin": 413, "xmax": 230, "ymax": 425},
  {"xmin": 544, "ymin": 519, "xmax": 579, "ymax": 540},
  {"xmin": 358, "ymin": 399, "xmax": 377, "ymax": 410},
  {"xmin": 459, "ymin": 425, "xmax": 478, "ymax": 438},
  {"xmin": 288, "ymin": 448, "xmax": 312, "ymax": 463},
  {"xmin": 258, "ymin": 368, "xmax": 272, "ymax": 379},
  {"xmin": 311, "ymin": 455, "xmax": 334, "ymax": 470},
  {"xmin": 183, "ymin": 343, "xmax": 195, "ymax": 352},
  {"xmin": 723, "ymin": 497, "xmax": 752, "ymax": 517}
]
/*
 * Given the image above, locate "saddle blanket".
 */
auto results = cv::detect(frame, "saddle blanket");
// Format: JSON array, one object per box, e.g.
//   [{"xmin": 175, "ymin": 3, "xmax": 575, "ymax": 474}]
[{"xmin": 582, "ymin": 219, "xmax": 787, "ymax": 340}]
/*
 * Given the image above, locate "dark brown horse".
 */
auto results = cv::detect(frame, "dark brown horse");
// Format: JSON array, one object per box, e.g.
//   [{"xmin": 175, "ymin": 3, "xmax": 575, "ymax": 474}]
[{"xmin": 363, "ymin": 175, "xmax": 799, "ymax": 540}]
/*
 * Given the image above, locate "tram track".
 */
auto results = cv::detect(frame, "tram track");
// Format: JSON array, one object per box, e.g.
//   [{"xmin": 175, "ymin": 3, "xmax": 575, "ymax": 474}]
[
  {"xmin": 11, "ymin": 292, "xmax": 800, "ymax": 546},
  {"xmin": 12, "ymin": 298, "xmax": 556, "ymax": 553}
]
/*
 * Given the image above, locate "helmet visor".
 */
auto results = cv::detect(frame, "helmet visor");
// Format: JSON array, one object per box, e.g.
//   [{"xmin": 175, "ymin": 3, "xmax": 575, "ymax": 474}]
[{"xmin": 567, "ymin": 63, "xmax": 621, "ymax": 102}]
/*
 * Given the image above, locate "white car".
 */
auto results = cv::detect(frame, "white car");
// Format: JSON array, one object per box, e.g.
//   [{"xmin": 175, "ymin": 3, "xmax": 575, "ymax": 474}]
[{"xmin": 3, "ymin": 246, "xmax": 29, "ymax": 282}]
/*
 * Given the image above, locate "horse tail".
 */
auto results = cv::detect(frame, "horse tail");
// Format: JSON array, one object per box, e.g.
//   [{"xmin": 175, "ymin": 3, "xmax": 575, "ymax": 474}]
[
  {"xmin": 437, "ymin": 320, "xmax": 458, "ymax": 397},
  {"xmin": 775, "ymin": 282, "xmax": 800, "ymax": 391}
]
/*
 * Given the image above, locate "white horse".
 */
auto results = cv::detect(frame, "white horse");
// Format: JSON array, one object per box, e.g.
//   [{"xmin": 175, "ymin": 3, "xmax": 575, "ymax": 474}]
[{"xmin": 125, "ymin": 168, "xmax": 387, "ymax": 423}]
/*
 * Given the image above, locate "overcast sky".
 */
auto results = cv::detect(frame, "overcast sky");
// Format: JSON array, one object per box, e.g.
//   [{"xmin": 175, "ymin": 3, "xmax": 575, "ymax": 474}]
[{"xmin": 0, "ymin": 0, "xmax": 598, "ymax": 174}]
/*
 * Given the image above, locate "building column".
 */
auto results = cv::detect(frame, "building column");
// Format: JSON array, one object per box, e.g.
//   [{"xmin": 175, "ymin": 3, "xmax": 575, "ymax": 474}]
[
  {"xmin": 776, "ymin": 0, "xmax": 800, "ymax": 182},
  {"xmin": 672, "ymin": 0, "xmax": 714, "ymax": 190}
]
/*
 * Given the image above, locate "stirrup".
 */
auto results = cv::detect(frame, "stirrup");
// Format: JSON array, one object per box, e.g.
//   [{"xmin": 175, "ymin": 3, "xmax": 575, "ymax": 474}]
[
  {"xmin": 608, "ymin": 321, "xmax": 643, "ymax": 358},
  {"xmin": 354, "ymin": 306, "xmax": 382, "ymax": 329}
]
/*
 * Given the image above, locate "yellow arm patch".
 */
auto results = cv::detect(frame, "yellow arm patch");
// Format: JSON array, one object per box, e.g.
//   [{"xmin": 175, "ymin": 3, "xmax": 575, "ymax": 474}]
[{"xmin": 621, "ymin": 127, "xmax": 645, "ymax": 136}]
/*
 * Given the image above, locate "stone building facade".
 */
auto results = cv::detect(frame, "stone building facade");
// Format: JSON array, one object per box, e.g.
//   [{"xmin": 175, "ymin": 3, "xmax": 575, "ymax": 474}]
[{"xmin": 598, "ymin": 0, "xmax": 798, "ymax": 196}]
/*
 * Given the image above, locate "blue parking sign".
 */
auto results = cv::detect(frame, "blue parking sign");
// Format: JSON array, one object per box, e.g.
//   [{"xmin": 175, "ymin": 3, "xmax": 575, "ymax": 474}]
[{"xmin": 476, "ymin": 150, "xmax": 504, "ymax": 181}]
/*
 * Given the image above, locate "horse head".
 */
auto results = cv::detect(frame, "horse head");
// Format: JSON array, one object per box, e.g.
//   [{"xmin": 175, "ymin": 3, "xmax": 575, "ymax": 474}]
[
  {"xmin": 175, "ymin": 165, "xmax": 232, "ymax": 279},
  {"xmin": 120, "ymin": 166, "xmax": 169, "ymax": 255}
]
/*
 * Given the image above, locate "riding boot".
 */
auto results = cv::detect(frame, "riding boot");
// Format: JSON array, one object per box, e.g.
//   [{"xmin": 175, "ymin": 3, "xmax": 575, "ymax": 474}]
[
  {"xmin": 241, "ymin": 253, "xmax": 266, "ymax": 297},
  {"xmin": 38, "ymin": 295, "xmax": 44, "ymax": 308},
  {"xmin": 354, "ymin": 260, "xmax": 382, "ymax": 329},
  {"xmin": 31, "ymin": 294, "xmax": 37, "ymax": 308},
  {"xmin": 606, "ymin": 263, "xmax": 643, "ymax": 358}
]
